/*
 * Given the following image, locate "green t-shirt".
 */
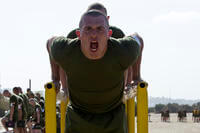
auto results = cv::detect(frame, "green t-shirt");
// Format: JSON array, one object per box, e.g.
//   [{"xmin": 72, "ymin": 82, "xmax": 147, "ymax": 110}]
[
  {"xmin": 51, "ymin": 36, "xmax": 140, "ymax": 113},
  {"xmin": 67, "ymin": 26, "xmax": 125, "ymax": 39}
]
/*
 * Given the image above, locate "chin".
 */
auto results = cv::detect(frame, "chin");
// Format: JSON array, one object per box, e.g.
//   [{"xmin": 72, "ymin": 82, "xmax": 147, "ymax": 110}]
[
  {"xmin": 87, "ymin": 56, "xmax": 101, "ymax": 60},
  {"xmin": 87, "ymin": 53, "xmax": 103, "ymax": 60}
]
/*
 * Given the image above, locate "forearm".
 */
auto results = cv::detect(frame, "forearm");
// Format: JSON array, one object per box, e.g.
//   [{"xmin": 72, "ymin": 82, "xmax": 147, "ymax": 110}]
[
  {"xmin": 59, "ymin": 67, "xmax": 68, "ymax": 89},
  {"xmin": 132, "ymin": 55, "xmax": 142, "ymax": 81},
  {"xmin": 37, "ymin": 111, "xmax": 40, "ymax": 123},
  {"xmin": 126, "ymin": 66, "xmax": 133, "ymax": 85},
  {"xmin": 50, "ymin": 59, "xmax": 60, "ymax": 82}
]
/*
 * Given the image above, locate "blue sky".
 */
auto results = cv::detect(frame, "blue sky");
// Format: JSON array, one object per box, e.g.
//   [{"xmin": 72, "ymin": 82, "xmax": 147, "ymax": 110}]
[{"xmin": 0, "ymin": 0, "xmax": 200, "ymax": 99}]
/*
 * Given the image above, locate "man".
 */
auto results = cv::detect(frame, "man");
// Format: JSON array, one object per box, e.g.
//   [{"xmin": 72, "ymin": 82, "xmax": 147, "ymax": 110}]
[
  {"xmin": 55, "ymin": 3, "xmax": 125, "ymax": 95},
  {"xmin": 2, "ymin": 89, "xmax": 20, "ymax": 133},
  {"xmin": 47, "ymin": 10, "xmax": 141, "ymax": 133},
  {"xmin": 29, "ymin": 98, "xmax": 44, "ymax": 133},
  {"xmin": 26, "ymin": 88, "xmax": 31, "ymax": 98},
  {"xmin": 13, "ymin": 87, "xmax": 27, "ymax": 133},
  {"xmin": 59, "ymin": 3, "xmax": 143, "ymax": 96},
  {"xmin": 18, "ymin": 87, "xmax": 29, "ymax": 133}
]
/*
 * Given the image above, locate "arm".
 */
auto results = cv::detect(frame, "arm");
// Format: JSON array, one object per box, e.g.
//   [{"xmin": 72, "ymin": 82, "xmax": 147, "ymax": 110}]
[
  {"xmin": 126, "ymin": 66, "xmax": 133, "ymax": 85},
  {"xmin": 36, "ymin": 108, "xmax": 40, "ymax": 123},
  {"xmin": 47, "ymin": 36, "xmax": 75, "ymax": 94},
  {"xmin": 46, "ymin": 37, "xmax": 61, "ymax": 92},
  {"xmin": 9, "ymin": 96, "xmax": 17, "ymax": 121},
  {"xmin": 131, "ymin": 33, "xmax": 144, "ymax": 85},
  {"xmin": 9, "ymin": 104, "xmax": 14, "ymax": 121},
  {"xmin": 59, "ymin": 67, "xmax": 69, "ymax": 95}
]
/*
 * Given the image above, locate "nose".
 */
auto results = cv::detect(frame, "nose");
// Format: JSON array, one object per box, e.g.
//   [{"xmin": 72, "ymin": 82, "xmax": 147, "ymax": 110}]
[{"xmin": 90, "ymin": 30, "xmax": 97, "ymax": 38}]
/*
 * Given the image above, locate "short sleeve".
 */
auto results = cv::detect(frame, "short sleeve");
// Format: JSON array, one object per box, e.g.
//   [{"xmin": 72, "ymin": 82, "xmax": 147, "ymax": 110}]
[
  {"xmin": 50, "ymin": 37, "xmax": 70, "ymax": 64},
  {"xmin": 111, "ymin": 36, "xmax": 140, "ymax": 70}
]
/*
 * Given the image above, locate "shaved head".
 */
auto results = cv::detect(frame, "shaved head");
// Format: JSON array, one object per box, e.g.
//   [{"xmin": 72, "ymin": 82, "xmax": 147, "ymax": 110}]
[
  {"xmin": 79, "ymin": 10, "xmax": 109, "ymax": 29},
  {"xmin": 87, "ymin": 3, "xmax": 107, "ymax": 15}
]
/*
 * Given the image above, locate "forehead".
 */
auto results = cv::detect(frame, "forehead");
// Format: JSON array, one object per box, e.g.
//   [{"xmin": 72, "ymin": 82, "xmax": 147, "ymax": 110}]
[
  {"xmin": 3, "ymin": 91, "xmax": 8, "ymax": 95},
  {"xmin": 82, "ymin": 15, "xmax": 107, "ymax": 27}
]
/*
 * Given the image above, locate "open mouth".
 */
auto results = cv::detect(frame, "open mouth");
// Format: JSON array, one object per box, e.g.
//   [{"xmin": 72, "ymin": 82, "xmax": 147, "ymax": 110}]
[{"xmin": 90, "ymin": 41, "xmax": 99, "ymax": 52}]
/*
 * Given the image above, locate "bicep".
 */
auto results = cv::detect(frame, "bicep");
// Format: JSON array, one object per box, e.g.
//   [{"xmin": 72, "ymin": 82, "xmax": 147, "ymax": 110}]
[{"xmin": 46, "ymin": 37, "xmax": 57, "ymax": 56}]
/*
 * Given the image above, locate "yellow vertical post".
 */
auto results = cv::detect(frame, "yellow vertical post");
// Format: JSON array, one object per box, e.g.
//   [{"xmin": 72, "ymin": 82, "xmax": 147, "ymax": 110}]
[
  {"xmin": 45, "ymin": 82, "xmax": 57, "ymax": 133},
  {"xmin": 60, "ymin": 98, "xmax": 69, "ymax": 133},
  {"xmin": 137, "ymin": 81, "xmax": 148, "ymax": 133},
  {"xmin": 127, "ymin": 96, "xmax": 135, "ymax": 133}
]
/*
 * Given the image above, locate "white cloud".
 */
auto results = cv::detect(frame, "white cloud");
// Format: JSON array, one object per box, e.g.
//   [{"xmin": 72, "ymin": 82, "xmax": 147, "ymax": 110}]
[{"xmin": 152, "ymin": 11, "xmax": 200, "ymax": 24}]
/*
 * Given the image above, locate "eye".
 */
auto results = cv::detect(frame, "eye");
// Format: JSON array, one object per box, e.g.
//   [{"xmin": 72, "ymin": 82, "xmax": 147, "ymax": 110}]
[
  {"xmin": 97, "ymin": 26, "xmax": 105, "ymax": 32},
  {"xmin": 84, "ymin": 26, "xmax": 92, "ymax": 32}
]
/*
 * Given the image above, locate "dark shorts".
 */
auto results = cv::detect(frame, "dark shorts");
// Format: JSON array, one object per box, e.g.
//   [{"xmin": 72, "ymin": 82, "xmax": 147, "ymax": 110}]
[
  {"xmin": 17, "ymin": 120, "xmax": 25, "ymax": 128},
  {"xmin": 65, "ymin": 104, "xmax": 128, "ymax": 133}
]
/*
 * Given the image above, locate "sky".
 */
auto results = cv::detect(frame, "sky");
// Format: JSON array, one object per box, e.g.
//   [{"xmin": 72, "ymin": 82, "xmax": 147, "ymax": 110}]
[{"xmin": 0, "ymin": 0, "xmax": 200, "ymax": 100}]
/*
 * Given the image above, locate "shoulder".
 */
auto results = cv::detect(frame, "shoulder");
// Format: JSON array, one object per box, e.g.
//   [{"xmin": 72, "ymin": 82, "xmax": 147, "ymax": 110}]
[
  {"xmin": 10, "ymin": 94, "xmax": 18, "ymax": 103},
  {"xmin": 52, "ymin": 37, "xmax": 79, "ymax": 49},
  {"xmin": 108, "ymin": 36, "xmax": 136, "ymax": 45},
  {"xmin": 109, "ymin": 25, "xmax": 125, "ymax": 38},
  {"xmin": 50, "ymin": 37, "xmax": 79, "ymax": 56},
  {"xmin": 108, "ymin": 36, "xmax": 140, "ymax": 56}
]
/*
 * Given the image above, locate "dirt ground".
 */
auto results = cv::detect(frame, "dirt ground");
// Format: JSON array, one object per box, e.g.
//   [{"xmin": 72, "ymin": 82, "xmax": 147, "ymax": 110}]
[
  {"xmin": 1, "ymin": 113, "xmax": 200, "ymax": 133},
  {"xmin": 148, "ymin": 113, "xmax": 200, "ymax": 133}
]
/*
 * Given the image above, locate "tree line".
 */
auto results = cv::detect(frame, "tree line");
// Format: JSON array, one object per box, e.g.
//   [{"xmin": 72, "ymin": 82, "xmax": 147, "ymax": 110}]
[{"xmin": 149, "ymin": 102, "xmax": 200, "ymax": 113}]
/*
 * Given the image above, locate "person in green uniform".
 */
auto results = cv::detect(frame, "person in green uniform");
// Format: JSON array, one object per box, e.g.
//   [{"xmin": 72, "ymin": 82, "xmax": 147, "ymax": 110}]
[
  {"xmin": 26, "ymin": 97, "xmax": 35, "ymax": 133},
  {"xmin": 12, "ymin": 87, "xmax": 27, "ymax": 133},
  {"xmin": 57, "ymin": 3, "xmax": 144, "ymax": 97},
  {"xmin": 18, "ymin": 87, "xmax": 29, "ymax": 133},
  {"xmin": 63, "ymin": 3, "xmax": 124, "ymax": 94},
  {"xmin": 29, "ymin": 98, "xmax": 43, "ymax": 133},
  {"xmin": 26, "ymin": 88, "xmax": 31, "ymax": 98},
  {"xmin": 47, "ymin": 10, "xmax": 142, "ymax": 133},
  {"xmin": 2, "ymin": 89, "xmax": 20, "ymax": 133}
]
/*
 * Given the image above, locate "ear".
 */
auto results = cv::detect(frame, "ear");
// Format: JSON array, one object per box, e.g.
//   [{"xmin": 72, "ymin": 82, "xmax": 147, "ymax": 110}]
[
  {"xmin": 76, "ymin": 30, "xmax": 80, "ymax": 39},
  {"xmin": 107, "ymin": 16, "xmax": 110, "ymax": 20},
  {"xmin": 108, "ymin": 29, "xmax": 112, "ymax": 37}
]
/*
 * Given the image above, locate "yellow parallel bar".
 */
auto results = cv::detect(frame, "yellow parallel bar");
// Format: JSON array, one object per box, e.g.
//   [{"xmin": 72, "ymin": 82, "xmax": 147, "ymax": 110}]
[
  {"xmin": 137, "ymin": 81, "xmax": 148, "ymax": 133},
  {"xmin": 127, "ymin": 96, "xmax": 135, "ymax": 133},
  {"xmin": 60, "ymin": 98, "xmax": 69, "ymax": 133},
  {"xmin": 45, "ymin": 82, "xmax": 57, "ymax": 133}
]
